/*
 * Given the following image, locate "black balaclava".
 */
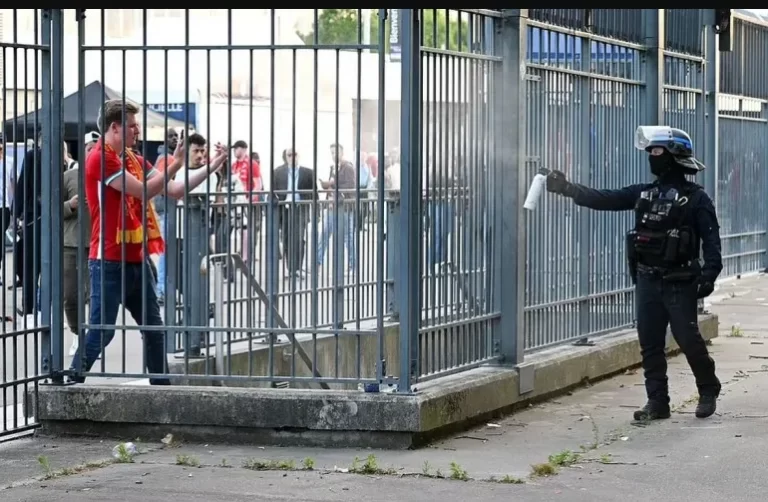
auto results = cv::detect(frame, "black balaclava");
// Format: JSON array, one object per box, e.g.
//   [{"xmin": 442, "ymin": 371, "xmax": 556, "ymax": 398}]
[{"xmin": 649, "ymin": 150, "xmax": 679, "ymax": 179}]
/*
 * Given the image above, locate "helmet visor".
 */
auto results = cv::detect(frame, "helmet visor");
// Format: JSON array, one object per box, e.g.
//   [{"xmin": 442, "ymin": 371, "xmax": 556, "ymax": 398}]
[{"xmin": 634, "ymin": 126, "xmax": 673, "ymax": 151}]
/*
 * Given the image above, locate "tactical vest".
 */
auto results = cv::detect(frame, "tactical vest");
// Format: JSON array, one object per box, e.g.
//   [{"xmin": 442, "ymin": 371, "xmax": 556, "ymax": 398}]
[{"xmin": 627, "ymin": 184, "xmax": 699, "ymax": 269}]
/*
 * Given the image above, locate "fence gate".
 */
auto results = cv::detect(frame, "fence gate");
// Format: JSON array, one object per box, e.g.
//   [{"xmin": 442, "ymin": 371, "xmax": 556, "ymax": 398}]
[{"xmin": 1, "ymin": 8, "xmax": 63, "ymax": 441}]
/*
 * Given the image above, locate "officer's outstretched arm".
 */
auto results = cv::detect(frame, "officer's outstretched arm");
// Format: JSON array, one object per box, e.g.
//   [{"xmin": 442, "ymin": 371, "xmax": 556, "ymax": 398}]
[
  {"xmin": 545, "ymin": 170, "xmax": 643, "ymax": 211},
  {"xmin": 695, "ymin": 191, "xmax": 724, "ymax": 282}
]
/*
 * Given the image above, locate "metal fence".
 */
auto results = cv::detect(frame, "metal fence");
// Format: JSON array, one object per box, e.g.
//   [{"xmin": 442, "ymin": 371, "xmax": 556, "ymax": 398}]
[
  {"xmin": 519, "ymin": 9, "xmax": 768, "ymax": 352},
  {"xmin": 1, "ymin": 9, "xmax": 767, "ymax": 440},
  {"xmin": 716, "ymin": 17, "xmax": 768, "ymax": 278}
]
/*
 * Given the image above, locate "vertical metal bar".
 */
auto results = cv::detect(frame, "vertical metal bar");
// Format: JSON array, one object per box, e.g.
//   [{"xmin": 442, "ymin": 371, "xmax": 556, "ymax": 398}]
[
  {"xmin": 140, "ymin": 10, "xmax": 149, "ymax": 370},
  {"xmin": 354, "ymin": 9, "xmax": 363, "ymax": 381},
  {"xmin": 163, "ymin": 46, "xmax": 176, "ymax": 355},
  {"xmin": 493, "ymin": 9, "xmax": 528, "ymax": 365},
  {"xmin": 643, "ymin": 9, "xmax": 665, "ymax": 126},
  {"xmin": 702, "ymin": 10, "xmax": 720, "ymax": 218},
  {"xmin": 213, "ymin": 261, "xmax": 225, "ymax": 377},
  {"xmin": 398, "ymin": 9, "xmax": 421, "ymax": 392},
  {"xmin": 95, "ymin": 8, "xmax": 106, "ymax": 378},
  {"xmin": 763, "ymin": 100, "xmax": 768, "ymax": 273},
  {"xmin": 332, "ymin": 47, "xmax": 342, "ymax": 340},
  {"xmin": 423, "ymin": 13, "xmax": 434, "ymax": 371},
  {"xmin": 247, "ymin": 47, "xmax": 255, "ymax": 372},
  {"xmin": 39, "ymin": 9, "xmax": 52, "ymax": 378},
  {"xmin": 119, "ymin": 47, "xmax": 128, "ymax": 376},
  {"xmin": 311, "ymin": 8, "xmax": 320, "ymax": 372},
  {"xmin": 48, "ymin": 8, "xmax": 65, "ymax": 381},
  {"xmin": 4, "ymin": 10, "xmax": 14, "ymax": 427},
  {"xmin": 578, "ymin": 34, "xmax": 592, "ymax": 340},
  {"xmin": 266, "ymin": 9, "xmax": 277, "ymax": 382},
  {"xmin": 75, "ymin": 9, "xmax": 87, "ymax": 380},
  {"xmin": 290, "ymin": 45, "xmax": 298, "ymax": 379},
  {"xmin": 376, "ymin": 9, "xmax": 388, "ymax": 383}
]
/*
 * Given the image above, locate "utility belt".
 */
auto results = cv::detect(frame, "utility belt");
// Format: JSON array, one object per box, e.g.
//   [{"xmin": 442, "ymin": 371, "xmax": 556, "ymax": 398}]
[{"xmin": 635, "ymin": 262, "xmax": 699, "ymax": 282}]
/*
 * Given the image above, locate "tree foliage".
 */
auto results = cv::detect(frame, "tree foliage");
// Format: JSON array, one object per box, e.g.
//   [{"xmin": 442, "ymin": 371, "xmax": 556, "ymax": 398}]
[{"xmin": 297, "ymin": 9, "xmax": 470, "ymax": 53}]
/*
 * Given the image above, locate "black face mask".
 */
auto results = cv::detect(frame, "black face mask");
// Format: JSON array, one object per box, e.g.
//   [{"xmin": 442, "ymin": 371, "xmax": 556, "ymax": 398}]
[{"xmin": 649, "ymin": 152, "xmax": 676, "ymax": 177}]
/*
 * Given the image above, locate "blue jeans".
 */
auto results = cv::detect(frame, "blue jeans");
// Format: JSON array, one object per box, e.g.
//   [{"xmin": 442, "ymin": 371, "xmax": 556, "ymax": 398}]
[
  {"xmin": 316, "ymin": 208, "xmax": 357, "ymax": 270},
  {"xmin": 156, "ymin": 215, "xmax": 167, "ymax": 297},
  {"xmin": 69, "ymin": 259, "xmax": 170, "ymax": 385}
]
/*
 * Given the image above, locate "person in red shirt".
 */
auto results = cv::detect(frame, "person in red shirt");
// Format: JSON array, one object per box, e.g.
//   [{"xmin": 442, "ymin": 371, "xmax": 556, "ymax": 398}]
[
  {"xmin": 231, "ymin": 141, "xmax": 263, "ymax": 202},
  {"xmin": 231, "ymin": 141, "xmax": 264, "ymax": 263},
  {"xmin": 69, "ymin": 100, "xmax": 226, "ymax": 385}
]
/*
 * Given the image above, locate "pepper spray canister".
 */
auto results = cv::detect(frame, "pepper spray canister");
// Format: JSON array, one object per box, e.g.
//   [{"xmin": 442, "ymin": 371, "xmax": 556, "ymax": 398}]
[{"xmin": 523, "ymin": 167, "xmax": 551, "ymax": 211}]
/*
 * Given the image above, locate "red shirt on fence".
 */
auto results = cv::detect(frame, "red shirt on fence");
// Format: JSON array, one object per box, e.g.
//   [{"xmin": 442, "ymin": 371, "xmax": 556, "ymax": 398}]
[
  {"xmin": 232, "ymin": 158, "xmax": 263, "ymax": 203},
  {"xmin": 85, "ymin": 140, "xmax": 164, "ymax": 263}
]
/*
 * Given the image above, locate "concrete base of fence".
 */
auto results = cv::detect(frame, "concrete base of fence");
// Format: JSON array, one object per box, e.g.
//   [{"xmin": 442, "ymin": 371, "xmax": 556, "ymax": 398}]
[
  {"xmin": 36, "ymin": 314, "xmax": 718, "ymax": 449},
  {"xmin": 165, "ymin": 323, "xmax": 404, "ymax": 390}
]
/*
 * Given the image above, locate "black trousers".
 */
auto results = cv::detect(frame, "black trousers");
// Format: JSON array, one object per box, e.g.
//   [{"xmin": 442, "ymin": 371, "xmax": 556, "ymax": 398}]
[
  {"xmin": 63, "ymin": 247, "xmax": 89, "ymax": 332},
  {"xmin": 280, "ymin": 207, "xmax": 307, "ymax": 274},
  {"xmin": 21, "ymin": 218, "xmax": 41, "ymax": 315},
  {"xmin": 635, "ymin": 272, "xmax": 721, "ymax": 405},
  {"xmin": 0, "ymin": 207, "xmax": 11, "ymax": 269}
]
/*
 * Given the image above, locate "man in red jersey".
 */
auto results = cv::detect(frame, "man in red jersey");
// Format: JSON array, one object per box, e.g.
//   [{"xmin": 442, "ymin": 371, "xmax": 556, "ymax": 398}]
[
  {"xmin": 230, "ymin": 141, "xmax": 263, "ymax": 263},
  {"xmin": 69, "ymin": 100, "xmax": 225, "ymax": 385}
]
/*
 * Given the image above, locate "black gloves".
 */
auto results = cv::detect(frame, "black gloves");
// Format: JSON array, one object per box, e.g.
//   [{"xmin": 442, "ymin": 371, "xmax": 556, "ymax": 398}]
[
  {"xmin": 546, "ymin": 170, "xmax": 572, "ymax": 196},
  {"xmin": 696, "ymin": 278, "xmax": 715, "ymax": 299}
]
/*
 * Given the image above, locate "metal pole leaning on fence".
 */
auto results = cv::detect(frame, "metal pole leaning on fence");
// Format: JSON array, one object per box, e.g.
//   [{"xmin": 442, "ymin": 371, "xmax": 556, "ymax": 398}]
[{"xmin": 206, "ymin": 253, "xmax": 330, "ymax": 390}]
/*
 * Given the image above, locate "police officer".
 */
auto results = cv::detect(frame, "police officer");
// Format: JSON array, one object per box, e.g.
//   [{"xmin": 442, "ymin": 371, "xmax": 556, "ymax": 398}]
[{"xmin": 545, "ymin": 126, "xmax": 722, "ymax": 421}]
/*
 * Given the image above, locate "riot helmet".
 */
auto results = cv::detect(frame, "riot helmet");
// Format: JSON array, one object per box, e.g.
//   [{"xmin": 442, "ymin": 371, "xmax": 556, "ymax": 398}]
[{"xmin": 634, "ymin": 126, "xmax": 706, "ymax": 176}]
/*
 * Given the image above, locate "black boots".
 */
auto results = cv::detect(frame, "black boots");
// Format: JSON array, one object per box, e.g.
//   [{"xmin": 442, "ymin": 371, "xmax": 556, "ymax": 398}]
[
  {"xmin": 633, "ymin": 401, "xmax": 672, "ymax": 421},
  {"xmin": 695, "ymin": 395, "xmax": 717, "ymax": 418},
  {"xmin": 633, "ymin": 396, "xmax": 718, "ymax": 421}
]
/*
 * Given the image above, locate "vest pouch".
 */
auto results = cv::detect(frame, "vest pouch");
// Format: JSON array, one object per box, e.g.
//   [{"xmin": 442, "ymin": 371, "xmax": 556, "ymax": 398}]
[
  {"xmin": 662, "ymin": 227, "xmax": 695, "ymax": 265},
  {"xmin": 663, "ymin": 230, "xmax": 680, "ymax": 262},
  {"xmin": 633, "ymin": 229, "xmax": 667, "ymax": 259},
  {"xmin": 677, "ymin": 228, "xmax": 693, "ymax": 260}
]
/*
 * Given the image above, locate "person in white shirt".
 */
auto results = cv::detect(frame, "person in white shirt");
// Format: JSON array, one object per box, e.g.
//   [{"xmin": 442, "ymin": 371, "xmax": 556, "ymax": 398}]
[
  {"xmin": 170, "ymin": 133, "xmax": 228, "ymax": 298},
  {"xmin": 0, "ymin": 141, "xmax": 15, "ymax": 287},
  {"xmin": 174, "ymin": 133, "xmax": 224, "ymax": 239}
]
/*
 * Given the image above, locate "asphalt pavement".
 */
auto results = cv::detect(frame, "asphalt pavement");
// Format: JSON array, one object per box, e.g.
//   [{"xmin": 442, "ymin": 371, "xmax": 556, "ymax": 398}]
[{"xmin": 1, "ymin": 272, "xmax": 768, "ymax": 501}]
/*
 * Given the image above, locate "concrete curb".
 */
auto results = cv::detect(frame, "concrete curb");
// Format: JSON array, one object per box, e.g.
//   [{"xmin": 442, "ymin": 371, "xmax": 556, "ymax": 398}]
[{"xmin": 36, "ymin": 314, "xmax": 718, "ymax": 449}]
